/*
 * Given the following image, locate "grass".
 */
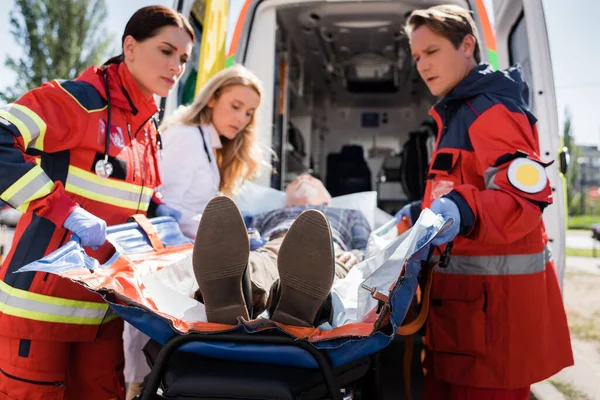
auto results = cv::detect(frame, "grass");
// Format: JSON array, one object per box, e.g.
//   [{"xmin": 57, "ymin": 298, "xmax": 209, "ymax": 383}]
[
  {"xmin": 569, "ymin": 215, "xmax": 600, "ymax": 230},
  {"xmin": 566, "ymin": 247, "xmax": 598, "ymax": 258},
  {"xmin": 549, "ymin": 379, "xmax": 591, "ymax": 400},
  {"xmin": 567, "ymin": 311, "xmax": 600, "ymax": 343},
  {"xmin": 565, "ymin": 270, "xmax": 598, "ymax": 279}
]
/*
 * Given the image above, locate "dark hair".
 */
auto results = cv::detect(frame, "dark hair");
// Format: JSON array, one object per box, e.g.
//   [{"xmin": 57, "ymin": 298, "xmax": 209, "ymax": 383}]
[
  {"xmin": 404, "ymin": 5, "xmax": 481, "ymax": 63},
  {"xmin": 103, "ymin": 5, "xmax": 195, "ymax": 66}
]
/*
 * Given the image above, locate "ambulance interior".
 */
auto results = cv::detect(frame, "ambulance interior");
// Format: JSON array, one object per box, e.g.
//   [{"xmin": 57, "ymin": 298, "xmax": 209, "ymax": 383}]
[{"xmin": 265, "ymin": 1, "xmax": 472, "ymax": 216}]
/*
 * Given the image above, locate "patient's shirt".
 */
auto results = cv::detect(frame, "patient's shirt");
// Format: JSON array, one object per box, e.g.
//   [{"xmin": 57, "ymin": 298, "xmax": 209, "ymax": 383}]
[{"xmin": 250, "ymin": 205, "xmax": 371, "ymax": 252}]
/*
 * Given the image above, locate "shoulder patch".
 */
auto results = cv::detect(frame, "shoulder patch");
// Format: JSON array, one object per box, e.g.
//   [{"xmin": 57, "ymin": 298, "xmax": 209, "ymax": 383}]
[
  {"xmin": 507, "ymin": 158, "xmax": 547, "ymax": 194},
  {"xmin": 56, "ymin": 80, "xmax": 107, "ymax": 112}
]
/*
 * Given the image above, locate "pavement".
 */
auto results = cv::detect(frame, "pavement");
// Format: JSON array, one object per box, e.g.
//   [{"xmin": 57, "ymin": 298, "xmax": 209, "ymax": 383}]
[
  {"xmin": 531, "ymin": 254, "xmax": 600, "ymax": 400},
  {"xmin": 566, "ymin": 229, "xmax": 597, "ymax": 250},
  {"xmin": 531, "ymin": 336, "xmax": 600, "ymax": 400},
  {"xmin": 566, "ymin": 255, "xmax": 600, "ymax": 275}
]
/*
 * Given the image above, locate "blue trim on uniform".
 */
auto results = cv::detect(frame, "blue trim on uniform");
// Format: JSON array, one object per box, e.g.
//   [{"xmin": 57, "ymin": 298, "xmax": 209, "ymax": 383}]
[
  {"xmin": 432, "ymin": 64, "xmax": 537, "ymax": 152},
  {"xmin": 5, "ymin": 214, "xmax": 58, "ymax": 289},
  {"xmin": 41, "ymin": 150, "xmax": 70, "ymax": 186},
  {"xmin": 0, "ymin": 118, "xmax": 20, "ymax": 138},
  {"xmin": 0, "ymin": 126, "xmax": 30, "ymax": 194},
  {"xmin": 57, "ymin": 80, "xmax": 107, "ymax": 111},
  {"xmin": 2, "ymin": 124, "xmax": 71, "ymax": 290},
  {"xmin": 444, "ymin": 191, "xmax": 475, "ymax": 236}
]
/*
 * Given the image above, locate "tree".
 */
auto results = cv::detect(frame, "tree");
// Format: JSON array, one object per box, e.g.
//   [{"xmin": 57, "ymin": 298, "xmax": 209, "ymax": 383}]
[
  {"xmin": 0, "ymin": 0, "xmax": 112, "ymax": 102},
  {"xmin": 563, "ymin": 108, "xmax": 580, "ymax": 215}
]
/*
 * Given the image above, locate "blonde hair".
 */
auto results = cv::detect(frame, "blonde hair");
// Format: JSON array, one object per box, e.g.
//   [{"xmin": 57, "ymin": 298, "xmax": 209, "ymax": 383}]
[
  {"xmin": 160, "ymin": 64, "xmax": 264, "ymax": 196},
  {"xmin": 404, "ymin": 5, "xmax": 481, "ymax": 63}
]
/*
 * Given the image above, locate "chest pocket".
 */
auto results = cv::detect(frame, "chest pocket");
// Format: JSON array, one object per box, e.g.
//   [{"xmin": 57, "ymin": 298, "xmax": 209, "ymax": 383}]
[{"xmin": 427, "ymin": 148, "xmax": 462, "ymax": 201}]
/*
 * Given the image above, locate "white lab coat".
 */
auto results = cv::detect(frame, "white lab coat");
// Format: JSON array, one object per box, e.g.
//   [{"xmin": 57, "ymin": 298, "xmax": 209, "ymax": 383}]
[
  {"xmin": 123, "ymin": 124, "xmax": 223, "ymax": 386},
  {"xmin": 159, "ymin": 123, "xmax": 222, "ymax": 239}
]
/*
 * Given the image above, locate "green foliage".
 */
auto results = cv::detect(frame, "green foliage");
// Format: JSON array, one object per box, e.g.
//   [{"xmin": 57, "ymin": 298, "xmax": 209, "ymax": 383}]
[
  {"xmin": 563, "ymin": 108, "xmax": 581, "ymax": 215},
  {"xmin": 568, "ymin": 214, "xmax": 600, "ymax": 230},
  {"xmin": 0, "ymin": 0, "xmax": 112, "ymax": 102}
]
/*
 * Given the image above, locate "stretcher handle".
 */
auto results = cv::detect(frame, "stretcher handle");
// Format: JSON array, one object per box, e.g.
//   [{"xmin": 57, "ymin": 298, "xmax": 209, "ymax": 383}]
[
  {"xmin": 70, "ymin": 216, "xmax": 168, "ymax": 251},
  {"xmin": 129, "ymin": 214, "xmax": 165, "ymax": 251},
  {"xmin": 141, "ymin": 332, "xmax": 343, "ymax": 400},
  {"xmin": 396, "ymin": 242, "xmax": 452, "ymax": 336}
]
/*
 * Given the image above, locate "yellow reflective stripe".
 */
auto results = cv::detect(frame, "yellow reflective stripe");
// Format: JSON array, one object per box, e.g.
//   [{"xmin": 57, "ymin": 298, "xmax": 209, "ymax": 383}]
[
  {"xmin": 0, "ymin": 279, "xmax": 111, "ymax": 325},
  {"xmin": 0, "ymin": 166, "xmax": 54, "ymax": 211},
  {"xmin": 65, "ymin": 165, "xmax": 153, "ymax": 210},
  {"xmin": 0, "ymin": 109, "xmax": 31, "ymax": 146},
  {"xmin": 0, "ymin": 104, "xmax": 47, "ymax": 148},
  {"xmin": 14, "ymin": 104, "xmax": 47, "ymax": 150},
  {"xmin": 0, "ymin": 303, "xmax": 109, "ymax": 325},
  {"xmin": 0, "ymin": 279, "xmax": 107, "ymax": 309}
]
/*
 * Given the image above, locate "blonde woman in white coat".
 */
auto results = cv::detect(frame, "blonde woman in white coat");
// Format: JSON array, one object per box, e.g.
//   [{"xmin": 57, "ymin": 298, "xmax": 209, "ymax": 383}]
[
  {"xmin": 123, "ymin": 65, "xmax": 263, "ymax": 399},
  {"xmin": 159, "ymin": 64, "xmax": 263, "ymax": 238}
]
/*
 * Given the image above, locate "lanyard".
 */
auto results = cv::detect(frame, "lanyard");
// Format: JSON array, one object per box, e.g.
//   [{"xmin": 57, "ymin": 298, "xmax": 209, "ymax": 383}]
[{"xmin": 198, "ymin": 126, "xmax": 212, "ymax": 163}]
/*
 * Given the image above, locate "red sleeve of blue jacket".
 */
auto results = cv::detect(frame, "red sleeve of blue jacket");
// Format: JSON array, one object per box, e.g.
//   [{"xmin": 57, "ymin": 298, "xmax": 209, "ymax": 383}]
[{"xmin": 452, "ymin": 103, "xmax": 552, "ymax": 244}]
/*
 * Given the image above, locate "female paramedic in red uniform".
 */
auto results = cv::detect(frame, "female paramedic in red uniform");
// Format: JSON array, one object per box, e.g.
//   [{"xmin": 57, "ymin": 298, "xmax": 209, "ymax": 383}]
[
  {"xmin": 395, "ymin": 5, "xmax": 573, "ymax": 400},
  {"xmin": 0, "ymin": 6, "xmax": 194, "ymax": 399}
]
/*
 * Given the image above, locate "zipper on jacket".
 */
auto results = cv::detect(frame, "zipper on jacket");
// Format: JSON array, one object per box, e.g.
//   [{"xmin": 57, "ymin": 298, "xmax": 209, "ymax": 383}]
[
  {"xmin": 132, "ymin": 116, "xmax": 153, "ymax": 212},
  {"xmin": 145, "ymin": 130, "xmax": 155, "ymax": 193},
  {"xmin": 126, "ymin": 123, "xmax": 136, "ymax": 181},
  {"xmin": 0, "ymin": 367, "xmax": 65, "ymax": 388}
]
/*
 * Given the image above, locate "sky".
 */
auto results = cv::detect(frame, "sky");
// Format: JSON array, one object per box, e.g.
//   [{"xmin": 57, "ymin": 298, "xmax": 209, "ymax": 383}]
[{"xmin": 0, "ymin": 0, "xmax": 598, "ymax": 145}]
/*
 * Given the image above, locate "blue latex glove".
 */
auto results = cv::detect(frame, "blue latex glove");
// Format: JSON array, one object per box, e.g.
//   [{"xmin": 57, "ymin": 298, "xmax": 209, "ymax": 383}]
[
  {"xmin": 250, "ymin": 237, "xmax": 268, "ymax": 251},
  {"xmin": 394, "ymin": 203, "xmax": 414, "ymax": 225},
  {"xmin": 63, "ymin": 207, "xmax": 107, "ymax": 248},
  {"xmin": 430, "ymin": 197, "xmax": 461, "ymax": 246},
  {"xmin": 156, "ymin": 204, "xmax": 182, "ymax": 222}
]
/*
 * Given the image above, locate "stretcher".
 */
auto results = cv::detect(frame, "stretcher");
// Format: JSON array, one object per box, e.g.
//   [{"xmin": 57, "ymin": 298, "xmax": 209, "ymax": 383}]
[{"xmin": 19, "ymin": 211, "xmax": 452, "ymax": 400}]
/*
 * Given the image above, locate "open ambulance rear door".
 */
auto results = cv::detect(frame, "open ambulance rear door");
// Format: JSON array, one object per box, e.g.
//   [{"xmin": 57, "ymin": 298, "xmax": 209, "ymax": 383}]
[{"xmin": 491, "ymin": 0, "xmax": 567, "ymax": 286}]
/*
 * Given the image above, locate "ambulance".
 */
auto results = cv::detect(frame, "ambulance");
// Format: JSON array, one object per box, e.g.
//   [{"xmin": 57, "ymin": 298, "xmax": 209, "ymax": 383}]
[{"xmin": 165, "ymin": 0, "xmax": 567, "ymax": 281}]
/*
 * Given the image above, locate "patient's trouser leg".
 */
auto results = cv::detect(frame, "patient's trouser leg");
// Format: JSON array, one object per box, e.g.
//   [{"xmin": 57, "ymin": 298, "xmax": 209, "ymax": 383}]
[
  {"xmin": 0, "ymin": 335, "xmax": 125, "ymax": 400},
  {"xmin": 248, "ymin": 236, "xmax": 352, "ymax": 315}
]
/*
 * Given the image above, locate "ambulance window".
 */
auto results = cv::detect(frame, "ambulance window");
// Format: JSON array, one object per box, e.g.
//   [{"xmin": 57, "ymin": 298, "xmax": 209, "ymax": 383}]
[
  {"xmin": 508, "ymin": 13, "xmax": 534, "ymax": 109},
  {"xmin": 177, "ymin": 14, "xmax": 203, "ymax": 106}
]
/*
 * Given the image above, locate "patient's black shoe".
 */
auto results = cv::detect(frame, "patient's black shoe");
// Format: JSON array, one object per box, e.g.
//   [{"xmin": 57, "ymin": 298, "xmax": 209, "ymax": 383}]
[
  {"xmin": 193, "ymin": 196, "xmax": 253, "ymax": 324},
  {"xmin": 269, "ymin": 210, "xmax": 335, "ymax": 327}
]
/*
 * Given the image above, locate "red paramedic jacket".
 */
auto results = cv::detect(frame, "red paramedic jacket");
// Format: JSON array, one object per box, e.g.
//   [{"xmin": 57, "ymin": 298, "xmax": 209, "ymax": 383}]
[
  {"xmin": 0, "ymin": 62, "xmax": 162, "ymax": 341},
  {"xmin": 422, "ymin": 64, "xmax": 573, "ymax": 389}
]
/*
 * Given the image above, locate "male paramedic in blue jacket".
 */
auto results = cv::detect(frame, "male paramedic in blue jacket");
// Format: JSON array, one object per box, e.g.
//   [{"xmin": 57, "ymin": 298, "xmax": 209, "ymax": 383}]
[{"xmin": 395, "ymin": 5, "xmax": 572, "ymax": 400}]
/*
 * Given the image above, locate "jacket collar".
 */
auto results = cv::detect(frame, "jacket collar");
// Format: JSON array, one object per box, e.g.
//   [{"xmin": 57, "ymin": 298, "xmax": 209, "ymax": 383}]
[{"xmin": 77, "ymin": 62, "xmax": 158, "ymax": 130}]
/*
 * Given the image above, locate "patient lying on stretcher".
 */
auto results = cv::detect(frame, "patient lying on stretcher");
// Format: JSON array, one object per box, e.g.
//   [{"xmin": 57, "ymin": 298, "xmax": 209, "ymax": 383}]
[{"xmin": 193, "ymin": 174, "xmax": 371, "ymax": 327}]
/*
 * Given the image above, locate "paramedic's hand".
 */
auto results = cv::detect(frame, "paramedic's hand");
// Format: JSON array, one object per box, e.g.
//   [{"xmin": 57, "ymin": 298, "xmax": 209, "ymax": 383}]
[
  {"xmin": 63, "ymin": 207, "xmax": 107, "ymax": 248},
  {"xmin": 337, "ymin": 251, "xmax": 360, "ymax": 270},
  {"xmin": 394, "ymin": 203, "xmax": 413, "ymax": 225},
  {"xmin": 156, "ymin": 204, "xmax": 182, "ymax": 222},
  {"xmin": 250, "ymin": 237, "xmax": 268, "ymax": 251},
  {"xmin": 430, "ymin": 197, "xmax": 461, "ymax": 246}
]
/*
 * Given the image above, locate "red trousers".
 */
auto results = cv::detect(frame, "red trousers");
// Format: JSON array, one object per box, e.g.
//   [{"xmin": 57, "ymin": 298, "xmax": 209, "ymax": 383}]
[
  {"xmin": 423, "ymin": 374, "xmax": 531, "ymax": 400},
  {"xmin": 0, "ymin": 336, "xmax": 125, "ymax": 400}
]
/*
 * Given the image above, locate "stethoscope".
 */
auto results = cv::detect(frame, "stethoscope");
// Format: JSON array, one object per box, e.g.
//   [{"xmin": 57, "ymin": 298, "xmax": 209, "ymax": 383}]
[
  {"xmin": 94, "ymin": 70, "xmax": 163, "ymax": 179},
  {"xmin": 94, "ymin": 71, "xmax": 114, "ymax": 179}
]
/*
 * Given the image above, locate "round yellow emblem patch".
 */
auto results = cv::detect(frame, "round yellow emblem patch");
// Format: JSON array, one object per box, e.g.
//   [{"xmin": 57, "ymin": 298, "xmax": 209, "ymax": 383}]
[{"xmin": 507, "ymin": 158, "xmax": 547, "ymax": 194}]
